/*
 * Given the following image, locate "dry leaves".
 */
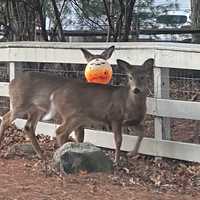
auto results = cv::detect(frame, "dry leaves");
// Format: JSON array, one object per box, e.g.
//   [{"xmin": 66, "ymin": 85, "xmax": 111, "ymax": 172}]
[{"xmin": 0, "ymin": 124, "xmax": 199, "ymax": 195}]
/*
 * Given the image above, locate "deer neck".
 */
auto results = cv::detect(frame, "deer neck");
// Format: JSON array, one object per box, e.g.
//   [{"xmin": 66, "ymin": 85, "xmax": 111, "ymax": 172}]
[
  {"xmin": 123, "ymin": 88, "xmax": 147, "ymax": 125},
  {"xmin": 128, "ymin": 88, "xmax": 147, "ymax": 105}
]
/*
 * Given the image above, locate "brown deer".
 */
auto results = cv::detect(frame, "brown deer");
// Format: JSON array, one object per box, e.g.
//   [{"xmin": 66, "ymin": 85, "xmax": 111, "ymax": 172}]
[
  {"xmin": 0, "ymin": 46, "xmax": 115, "ymax": 160},
  {"xmin": 43, "ymin": 58, "xmax": 154, "ymax": 163}
]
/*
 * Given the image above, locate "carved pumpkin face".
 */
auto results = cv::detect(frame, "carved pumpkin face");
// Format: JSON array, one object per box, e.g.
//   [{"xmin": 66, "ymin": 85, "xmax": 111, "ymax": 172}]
[{"xmin": 85, "ymin": 58, "xmax": 113, "ymax": 84}]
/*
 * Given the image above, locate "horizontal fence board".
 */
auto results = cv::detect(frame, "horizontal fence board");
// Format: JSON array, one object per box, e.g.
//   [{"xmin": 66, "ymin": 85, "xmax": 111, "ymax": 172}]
[
  {"xmin": 1, "ymin": 41, "xmax": 200, "ymax": 52},
  {"xmin": 0, "ymin": 42, "xmax": 200, "ymax": 69},
  {"xmin": 0, "ymin": 94, "xmax": 199, "ymax": 120},
  {"xmin": 15, "ymin": 119, "xmax": 58, "ymax": 137},
  {"xmin": 14, "ymin": 119, "xmax": 200, "ymax": 163},
  {"xmin": 0, "ymin": 42, "xmax": 156, "ymax": 64},
  {"xmin": 147, "ymin": 97, "xmax": 200, "ymax": 120},
  {"xmin": 155, "ymin": 49, "xmax": 200, "ymax": 70},
  {"xmin": 0, "ymin": 82, "xmax": 9, "ymax": 97},
  {"xmin": 84, "ymin": 130, "xmax": 200, "ymax": 163},
  {"xmin": 6, "ymin": 48, "xmax": 154, "ymax": 65}
]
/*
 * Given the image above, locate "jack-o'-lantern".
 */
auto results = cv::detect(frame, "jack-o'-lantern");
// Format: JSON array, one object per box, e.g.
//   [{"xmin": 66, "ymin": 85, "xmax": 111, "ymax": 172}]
[{"xmin": 85, "ymin": 58, "xmax": 113, "ymax": 84}]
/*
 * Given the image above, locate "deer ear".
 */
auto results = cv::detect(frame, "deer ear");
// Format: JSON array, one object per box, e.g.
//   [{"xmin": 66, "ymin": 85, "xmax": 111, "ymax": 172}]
[
  {"xmin": 81, "ymin": 48, "xmax": 94, "ymax": 62},
  {"xmin": 117, "ymin": 59, "xmax": 131, "ymax": 72},
  {"xmin": 100, "ymin": 46, "xmax": 115, "ymax": 60},
  {"xmin": 143, "ymin": 58, "xmax": 154, "ymax": 71}
]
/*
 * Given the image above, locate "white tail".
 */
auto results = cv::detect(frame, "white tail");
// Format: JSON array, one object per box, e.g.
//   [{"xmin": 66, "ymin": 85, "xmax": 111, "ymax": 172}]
[{"xmin": 42, "ymin": 94, "xmax": 57, "ymax": 121}]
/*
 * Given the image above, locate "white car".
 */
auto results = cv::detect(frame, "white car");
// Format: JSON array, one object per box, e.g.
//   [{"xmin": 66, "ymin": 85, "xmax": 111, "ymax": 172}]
[{"xmin": 155, "ymin": 10, "xmax": 191, "ymax": 41}]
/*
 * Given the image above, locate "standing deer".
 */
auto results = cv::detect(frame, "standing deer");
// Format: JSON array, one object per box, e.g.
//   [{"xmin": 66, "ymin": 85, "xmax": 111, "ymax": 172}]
[
  {"xmin": 0, "ymin": 46, "xmax": 115, "ymax": 160},
  {"xmin": 43, "ymin": 58, "xmax": 154, "ymax": 163}
]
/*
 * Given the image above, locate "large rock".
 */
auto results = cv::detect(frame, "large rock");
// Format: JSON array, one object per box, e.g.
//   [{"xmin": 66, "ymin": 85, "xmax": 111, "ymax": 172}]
[
  {"xmin": 5, "ymin": 143, "xmax": 36, "ymax": 158},
  {"xmin": 53, "ymin": 142, "xmax": 113, "ymax": 174}
]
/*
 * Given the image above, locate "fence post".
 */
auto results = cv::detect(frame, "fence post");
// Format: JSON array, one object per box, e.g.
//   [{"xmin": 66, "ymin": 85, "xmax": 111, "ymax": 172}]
[
  {"xmin": 9, "ymin": 62, "xmax": 16, "ymax": 81},
  {"xmin": 154, "ymin": 67, "xmax": 171, "ymax": 141},
  {"xmin": 9, "ymin": 62, "xmax": 15, "ymax": 109}
]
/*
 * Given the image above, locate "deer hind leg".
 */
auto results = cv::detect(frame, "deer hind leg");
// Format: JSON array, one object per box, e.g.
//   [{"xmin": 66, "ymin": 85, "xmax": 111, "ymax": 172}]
[
  {"xmin": 23, "ymin": 110, "xmax": 44, "ymax": 159},
  {"xmin": 0, "ymin": 111, "xmax": 14, "ymax": 147},
  {"xmin": 112, "ymin": 121, "xmax": 122, "ymax": 164},
  {"xmin": 74, "ymin": 126, "xmax": 84, "ymax": 143},
  {"xmin": 128, "ymin": 124, "xmax": 144, "ymax": 157},
  {"xmin": 56, "ymin": 118, "xmax": 83, "ymax": 147}
]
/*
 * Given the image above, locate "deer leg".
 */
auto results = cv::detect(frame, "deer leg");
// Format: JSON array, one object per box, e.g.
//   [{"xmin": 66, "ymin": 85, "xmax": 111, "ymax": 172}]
[
  {"xmin": 55, "ymin": 122, "xmax": 69, "ymax": 146},
  {"xmin": 128, "ymin": 124, "xmax": 144, "ymax": 157},
  {"xmin": 23, "ymin": 111, "xmax": 44, "ymax": 159},
  {"xmin": 74, "ymin": 126, "xmax": 84, "ymax": 143},
  {"xmin": 112, "ymin": 121, "xmax": 122, "ymax": 164},
  {"xmin": 56, "ymin": 118, "xmax": 82, "ymax": 147},
  {"xmin": 0, "ymin": 111, "xmax": 13, "ymax": 147},
  {"xmin": 24, "ymin": 110, "xmax": 50, "ymax": 176}
]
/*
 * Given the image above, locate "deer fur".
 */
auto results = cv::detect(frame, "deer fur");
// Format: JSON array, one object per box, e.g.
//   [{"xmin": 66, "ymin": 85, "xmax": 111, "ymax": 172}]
[
  {"xmin": 43, "ymin": 58, "xmax": 154, "ymax": 163},
  {"xmin": 0, "ymin": 46, "xmax": 115, "ymax": 159}
]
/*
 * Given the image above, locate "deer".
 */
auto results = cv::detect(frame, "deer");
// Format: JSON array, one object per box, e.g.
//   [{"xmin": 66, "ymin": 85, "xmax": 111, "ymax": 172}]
[
  {"xmin": 43, "ymin": 58, "xmax": 154, "ymax": 163},
  {"xmin": 0, "ymin": 46, "xmax": 115, "ymax": 161}
]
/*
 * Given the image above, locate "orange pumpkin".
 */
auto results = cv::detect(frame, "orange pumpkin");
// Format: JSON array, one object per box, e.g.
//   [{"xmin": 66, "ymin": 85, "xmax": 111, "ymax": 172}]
[{"xmin": 85, "ymin": 58, "xmax": 113, "ymax": 84}]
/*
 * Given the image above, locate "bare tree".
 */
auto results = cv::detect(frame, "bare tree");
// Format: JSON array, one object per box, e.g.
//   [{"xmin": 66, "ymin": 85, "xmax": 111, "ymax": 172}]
[
  {"xmin": 4, "ymin": 0, "xmax": 37, "ymax": 41},
  {"xmin": 50, "ymin": 0, "xmax": 67, "ymax": 42},
  {"xmin": 35, "ymin": 0, "xmax": 49, "ymax": 41},
  {"xmin": 92, "ymin": 0, "xmax": 136, "ymax": 42}
]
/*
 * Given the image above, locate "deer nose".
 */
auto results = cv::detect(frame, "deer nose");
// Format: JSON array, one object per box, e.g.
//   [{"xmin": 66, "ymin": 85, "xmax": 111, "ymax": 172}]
[{"xmin": 133, "ymin": 88, "xmax": 141, "ymax": 94}]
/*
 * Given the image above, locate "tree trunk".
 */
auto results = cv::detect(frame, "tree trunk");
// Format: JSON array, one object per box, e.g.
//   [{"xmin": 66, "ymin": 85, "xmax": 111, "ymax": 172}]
[
  {"xmin": 191, "ymin": 0, "xmax": 200, "ymax": 43},
  {"xmin": 50, "ymin": 0, "xmax": 66, "ymax": 42},
  {"xmin": 35, "ymin": 0, "xmax": 49, "ymax": 41},
  {"xmin": 103, "ymin": 0, "xmax": 114, "ymax": 42},
  {"xmin": 122, "ymin": 0, "xmax": 136, "ymax": 42}
]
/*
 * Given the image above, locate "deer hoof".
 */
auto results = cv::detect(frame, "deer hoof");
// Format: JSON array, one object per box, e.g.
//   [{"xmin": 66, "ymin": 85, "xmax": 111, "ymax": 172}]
[{"xmin": 113, "ymin": 157, "xmax": 120, "ymax": 166}]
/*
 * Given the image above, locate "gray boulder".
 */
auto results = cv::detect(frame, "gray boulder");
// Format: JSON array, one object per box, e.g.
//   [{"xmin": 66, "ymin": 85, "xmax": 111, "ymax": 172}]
[
  {"xmin": 53, "ymin": 142, "xmax": 113, "ymax": 174},
  {"xmin": 5, "ymin": 143, "xmax": 36, "ymax": 158}
]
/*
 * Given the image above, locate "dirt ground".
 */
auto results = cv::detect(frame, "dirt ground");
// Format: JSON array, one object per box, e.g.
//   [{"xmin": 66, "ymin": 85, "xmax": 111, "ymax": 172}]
[
  {"xmin": 0, "ymin": 158, "xmax": 199, "ymax": 200},
  {"xmin": 0, "ymin": 125, "xmax": 199, "ymax": 200}
]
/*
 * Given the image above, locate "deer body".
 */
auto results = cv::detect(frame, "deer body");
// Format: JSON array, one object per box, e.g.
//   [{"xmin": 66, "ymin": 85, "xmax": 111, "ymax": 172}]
[
  {"xmin": 45, "ymin": 59, "xmax": 154, "ymax": 163},
  {"xmin": 49, "ymin": 81, "xmax": 146, "ymax": 126},
  {"xmin": 1, "ymin": 72, "xmax": 76, "ymax": 159},
  {"xmin": 0, "ymin": 46, "xmax": 115, "ymax": 160},
  {"xmin": 9, "ymin": 72, "xmax": 67, "ymax": 116}
]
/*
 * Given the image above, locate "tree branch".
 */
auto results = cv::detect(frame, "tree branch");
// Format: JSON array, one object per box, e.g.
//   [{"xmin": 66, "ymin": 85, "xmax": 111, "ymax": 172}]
[
  {"xmin": 71, "ymin": 0, "xmax": 105, "ymax": 30},
  {"xmin": 35, "ymin": 0, "xmax": 49, "ymax": 41},
  {"xmin": 122, "ymin": 0, "xmax": 136, "ymax": 41},
  {"xmin": 50, "ymin": 0, "xmax": 66, "ymax": 41}
]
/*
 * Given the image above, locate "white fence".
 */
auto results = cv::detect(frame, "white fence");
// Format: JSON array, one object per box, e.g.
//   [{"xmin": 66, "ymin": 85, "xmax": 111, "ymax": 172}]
[{"xmin": 0, "ymin": 42, "xmax": 200, "ymax": 163}]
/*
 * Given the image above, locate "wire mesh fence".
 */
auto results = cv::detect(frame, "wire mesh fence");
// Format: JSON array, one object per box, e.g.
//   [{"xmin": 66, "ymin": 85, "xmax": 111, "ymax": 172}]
[{"xmin": 0, "ymin": 62, "xmax": 199, "ymax": 144}]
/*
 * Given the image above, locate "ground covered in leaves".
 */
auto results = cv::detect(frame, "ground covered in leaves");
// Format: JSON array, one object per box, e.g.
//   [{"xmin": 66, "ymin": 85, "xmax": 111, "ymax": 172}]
[{"xmin": 0, "ymin": 125, "xmax": 199, "ymax": 200}]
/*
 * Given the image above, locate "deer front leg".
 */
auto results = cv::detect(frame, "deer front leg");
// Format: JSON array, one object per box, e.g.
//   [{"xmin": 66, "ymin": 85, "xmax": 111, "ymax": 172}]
[
  {"xmin": 56, "ymin": 118, "xmax": 82, "ymax": 146},
  {"xmin": 74, "ymin": 126, "xmax": 84, "ymax": 143},
  {"xmin": 55, "ymin": 122, "xmax": 69, "ymax": 146},
  {"xmin": 112, "ymin": 121, "xmax": 122, "ymax": 164},
  {"xmin": 127, "ymin": 124, "xmax": 144, "ymax": 157}
]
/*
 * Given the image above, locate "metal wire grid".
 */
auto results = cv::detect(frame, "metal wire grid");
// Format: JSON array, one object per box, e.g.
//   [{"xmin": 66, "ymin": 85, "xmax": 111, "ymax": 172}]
[{"xmin": 0, "ymin": 63, "xmax": 199, "ymax": 142}]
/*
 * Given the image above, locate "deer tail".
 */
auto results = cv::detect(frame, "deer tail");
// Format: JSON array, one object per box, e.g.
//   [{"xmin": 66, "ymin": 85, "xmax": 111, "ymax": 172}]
[{"xmin": 42, "ymin": 94, "xmax": 57, "ymax": 121}]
